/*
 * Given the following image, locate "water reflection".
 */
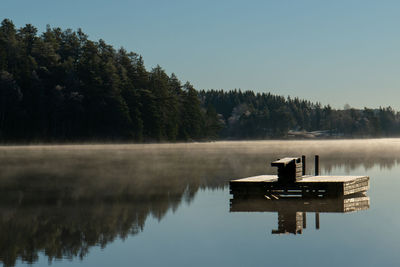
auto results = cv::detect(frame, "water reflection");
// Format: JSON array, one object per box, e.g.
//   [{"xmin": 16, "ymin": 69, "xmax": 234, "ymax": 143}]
[
  {"xmin": 0, "ymin": 193, "xmax": 200, "ymax": 267},
  {"xmin": 0, "ymin": 140, "xmax": 398, "ymax": 266},
  {"xmin": 230, "ymin": 194, "xmax": 370, "ymax": 235}
]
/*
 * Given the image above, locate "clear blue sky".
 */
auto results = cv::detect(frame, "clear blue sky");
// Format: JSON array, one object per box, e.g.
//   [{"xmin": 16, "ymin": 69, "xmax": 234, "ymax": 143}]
[{"xmin": 2, "ymin": 0, "xmax": 400, "ymax": 109}]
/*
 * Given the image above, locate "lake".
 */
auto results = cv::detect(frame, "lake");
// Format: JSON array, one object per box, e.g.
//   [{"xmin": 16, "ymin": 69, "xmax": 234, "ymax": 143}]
[{"xmin": 0, "ymin": 139, "xmax": 400, "ymax": 267}]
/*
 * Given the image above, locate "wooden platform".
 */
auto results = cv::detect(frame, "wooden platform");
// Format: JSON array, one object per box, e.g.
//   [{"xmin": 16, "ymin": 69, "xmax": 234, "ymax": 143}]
[{"xmin": 230, "ymin": 175, "xmax": 369, "ymax": 197}]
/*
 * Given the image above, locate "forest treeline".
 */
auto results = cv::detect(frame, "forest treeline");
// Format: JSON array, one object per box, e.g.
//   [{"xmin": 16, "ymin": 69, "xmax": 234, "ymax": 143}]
[
  {"xmin": 1, "ymin": 18, "xmax": 400, "ymax": 142},
  {"xmin": 0, "ymin": 19, "xmax": 221, "ymax": 142},
  {"xmin": 200, "ymin": 90, "xmax": 400, "ymax": 139}
]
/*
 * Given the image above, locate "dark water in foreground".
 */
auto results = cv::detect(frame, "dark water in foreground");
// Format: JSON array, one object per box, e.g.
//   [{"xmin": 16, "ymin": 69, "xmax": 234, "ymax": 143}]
[{"xmin": 0, "ymin": 140, "xmax": 400, "ymax": 267}]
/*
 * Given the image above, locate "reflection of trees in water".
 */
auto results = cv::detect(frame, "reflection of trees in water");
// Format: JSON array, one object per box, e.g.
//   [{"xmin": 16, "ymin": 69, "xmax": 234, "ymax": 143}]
[
  {"xmin": 0, "ymin": 140, "xmax": 399, "ymax": 266},
  {"xmin": 0, "ymin": 191, "xmax": 196, "ymax": 266},
  {"xmin": 321, "ymin": 157, "xmax": 400, "ymax": 174},
  {"xmin": 0, "ymin": 202, "xmax": 145, "ymax": 266},
  {"xmin": 0, "ymin": 149, "xmax": 233, "ymax": 266}
]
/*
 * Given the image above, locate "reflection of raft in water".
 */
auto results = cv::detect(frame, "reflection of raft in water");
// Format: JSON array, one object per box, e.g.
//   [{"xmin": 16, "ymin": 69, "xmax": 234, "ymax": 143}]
[
  {"xmin": 230, "ymin": 156, "xmax": 369, "ymax": 198},
  {"xmin": 230, "ymin": 193, "xmax": 370, "ymax": 235},
  {"xmin": 230, "ymin": 193, "xmax": 370, "ymax": 213}
]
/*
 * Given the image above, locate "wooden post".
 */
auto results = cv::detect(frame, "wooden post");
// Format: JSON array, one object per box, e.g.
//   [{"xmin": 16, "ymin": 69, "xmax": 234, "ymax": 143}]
[
  {"xmin": 302, "ymin": 155, "xmax": 306, "ymax": 175},
  {"xmin": 302, "ymin": 212, "xmax": 306, "ymax": 229},
  {"xmin": 315, "ymin": 212, "xmax": 320, "ymax": 229},
  {"xmin": 314, "ymin": 155, "xmax": 319, "ymax": 176}
]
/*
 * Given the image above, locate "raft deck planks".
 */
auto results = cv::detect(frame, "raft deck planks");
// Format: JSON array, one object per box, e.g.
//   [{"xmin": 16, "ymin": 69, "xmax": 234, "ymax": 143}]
[{"xmin": 230, "ymin": 175, "xmax": 369, "ymax": 197}]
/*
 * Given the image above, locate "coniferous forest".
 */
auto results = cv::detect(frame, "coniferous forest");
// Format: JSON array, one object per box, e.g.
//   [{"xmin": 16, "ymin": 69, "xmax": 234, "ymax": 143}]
[{"xmin": 1, "ymin": 18, "xmax": 400, "ymax": 142}]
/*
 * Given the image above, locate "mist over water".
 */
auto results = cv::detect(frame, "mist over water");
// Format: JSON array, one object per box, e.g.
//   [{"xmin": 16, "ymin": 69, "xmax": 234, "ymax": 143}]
[{"xmin": 1, "ymin": 139, "xmax": 400, "ymax": 266}]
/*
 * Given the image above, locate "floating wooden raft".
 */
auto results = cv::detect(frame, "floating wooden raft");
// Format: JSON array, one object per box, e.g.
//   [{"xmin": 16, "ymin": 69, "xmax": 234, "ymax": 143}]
[
  {"xmin": 230, "ymin": 174, "xmax": 369, "ymax": 197},
  {"xmin": 230, "ymin": 156, "xmax": 369, "ymax": 198}
]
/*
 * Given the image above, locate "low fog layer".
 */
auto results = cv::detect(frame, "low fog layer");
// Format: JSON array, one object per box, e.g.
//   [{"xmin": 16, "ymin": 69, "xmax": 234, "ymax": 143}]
[
  {"xmin": 0, "ymin": 139, "xmax": 398, "ymax": 266},
  {"xmin": 1, "ymin": 138, "xmax": 399, "ymax": 198}
]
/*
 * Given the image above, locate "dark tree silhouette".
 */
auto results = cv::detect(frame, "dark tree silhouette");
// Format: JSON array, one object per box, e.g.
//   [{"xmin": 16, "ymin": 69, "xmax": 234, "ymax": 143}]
[{"xmin": 1, "ymin": 18, "xmax": 399, "ymax": 142}]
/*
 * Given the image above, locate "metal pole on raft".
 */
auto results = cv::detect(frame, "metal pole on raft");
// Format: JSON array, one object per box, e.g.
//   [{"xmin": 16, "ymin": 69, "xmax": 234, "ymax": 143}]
[{"xmin": 315, "ymin": 155, "xmax": 319, "ymax": 176}]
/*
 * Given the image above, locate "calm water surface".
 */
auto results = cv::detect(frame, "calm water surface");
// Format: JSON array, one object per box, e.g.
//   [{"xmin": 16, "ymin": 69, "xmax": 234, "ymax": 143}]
[{"xmin": 1, "ymin": 140, "xmax": 400, "ymax": 266}]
